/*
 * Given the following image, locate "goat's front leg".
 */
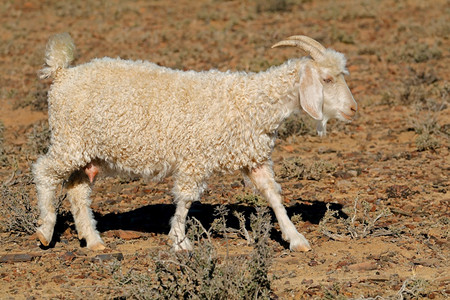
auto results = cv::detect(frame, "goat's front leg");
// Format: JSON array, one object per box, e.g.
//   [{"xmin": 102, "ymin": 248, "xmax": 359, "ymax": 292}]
[
  {"xmin": 169, "ymin": 174, "xmax": 206, "ymax": 251},
  {"xmin": 169, "ymin": 198, "xmax": 193, "ymax": 251},
  {"xmin": 248, "ymin": 163, "xmax": 311, "ymax": 252}
]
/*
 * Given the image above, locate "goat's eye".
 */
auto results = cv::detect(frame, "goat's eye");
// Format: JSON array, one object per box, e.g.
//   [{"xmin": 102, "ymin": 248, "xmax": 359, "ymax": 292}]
[{"xmin": 323, "ymin": 77, "xmax": 333, "ymax": 84}]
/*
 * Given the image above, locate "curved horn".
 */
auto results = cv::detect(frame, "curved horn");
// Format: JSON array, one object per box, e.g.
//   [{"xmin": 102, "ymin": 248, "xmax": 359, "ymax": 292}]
[
  {"xmin": 286, "ymin": 35, "xmax": 326, "ymax": 52},
  {"xmin": 271, "ymin": 38, "xmax": 324, "ymax": 61}
]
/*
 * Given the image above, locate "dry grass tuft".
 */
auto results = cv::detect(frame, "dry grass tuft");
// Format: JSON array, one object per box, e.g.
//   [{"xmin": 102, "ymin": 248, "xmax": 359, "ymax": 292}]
[
  {"xmin": 111, "ymin": 206, "xmax": 274, "ymax": 299},
  {"xmin": 319, "ymin": 197, "xmax": 392, "ymax": 241},
  {"xmin": 0, "ymin": 173, "xmax": 38, "ymax": 234},
  {"xmin": 277, "ymin": 112, "xmax": 316, "ymax": 139},
  {"xmin": 26, "ymin": 120, "xmax": 51, "ymax": 156},
  {"xmin": 279, "ymin": 157, "xmax": 336, "ymax": 181}
]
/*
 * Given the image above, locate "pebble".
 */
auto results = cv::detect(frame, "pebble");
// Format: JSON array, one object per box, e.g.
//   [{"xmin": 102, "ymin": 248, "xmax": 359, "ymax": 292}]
[
  {"xmin": 92, "ymin": 252, "xmax": 124, "ymax": 262},
  {"xmin": 0, "ymin": 253, "xmax": 40, "ymax": 263},
  {"xmin": 60, "ymin": 251, "xmax": 76, "ymax": 262},
  {"xmin": 347, "ymin": 261, "xmax": 378, "ymax": 271},
  {"xmin": 103, "ymin": 229, "xmax": 144, "ymax": 240}
]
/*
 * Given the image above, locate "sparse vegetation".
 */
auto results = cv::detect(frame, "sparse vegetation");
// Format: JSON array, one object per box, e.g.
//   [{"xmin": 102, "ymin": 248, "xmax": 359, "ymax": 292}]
[
  {"xmin": 0, "ymin": 0, "xmax": 448, "ymax": 298},
  {"xmin": 0, "ymin": 121, "xmax": 8, "ymax": 167},
  {"xmin": 411, "ymin": 108, "xmax": 443, "ymax": 152},
  {"xmin": 319, "ymin": 197, "xmax": 392, "ymax": 241},
  {"xmin": 236, "ymin": 193, "xmax": 265, "ymax": 207},
  {"xmin": 254, "ymin": 0, "xmax": 290, "ymax": 13},
  {"xmin": 111, "ymin": 206, "xmax": 273, "ymax": 299},
  {"xmin": 279, "ymin": 157, "xmax": 336, "ymax": 181},
  {"xmin": 0, "ymin": 173, "xmax": 38, "ymax": 234},
  {"xmin": 27, "ymin": 120, "xmax": 51, "ymax": 155},
  {"xmin": 277, "ymin": 112, "xmax": 316, "ymax": 139}
]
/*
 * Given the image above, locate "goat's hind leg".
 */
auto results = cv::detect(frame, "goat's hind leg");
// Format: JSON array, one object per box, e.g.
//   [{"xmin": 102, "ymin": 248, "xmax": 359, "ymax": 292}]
[
  {"xmin": 33, "ymin": 155, "xmax": 67, "ymax": 246},
  {"xmin": 67, "ymin": 170, "xmax": 105, "ymax": 250},
  {"xmin": 247, "ymin": 163, "xmax": 311, "ymax": 252}
]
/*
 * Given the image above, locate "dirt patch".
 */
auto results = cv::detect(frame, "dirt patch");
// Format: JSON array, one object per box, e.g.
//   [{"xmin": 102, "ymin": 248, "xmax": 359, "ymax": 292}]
[{"xmin": 0, "ymin": 0, "xmax": 448, "ymax": 298}]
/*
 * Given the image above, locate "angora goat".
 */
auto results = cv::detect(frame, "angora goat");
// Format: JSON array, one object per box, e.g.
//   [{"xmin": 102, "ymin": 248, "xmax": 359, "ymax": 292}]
[{"xmin": 33, "ymin": 33, "xmax": 357, "ymax": 251}]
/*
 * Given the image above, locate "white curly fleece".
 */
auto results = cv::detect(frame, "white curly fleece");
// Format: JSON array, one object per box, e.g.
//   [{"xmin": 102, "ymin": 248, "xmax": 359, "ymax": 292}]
[{"xmin": 34, "ymin": 33, "xmax": 355, "ymax": 252}]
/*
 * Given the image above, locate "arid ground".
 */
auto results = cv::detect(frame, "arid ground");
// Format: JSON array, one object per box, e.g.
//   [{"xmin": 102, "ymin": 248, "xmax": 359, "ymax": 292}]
[{"xmin": 0, "ymin": 0, "xmax": 448, "ymax": 299}]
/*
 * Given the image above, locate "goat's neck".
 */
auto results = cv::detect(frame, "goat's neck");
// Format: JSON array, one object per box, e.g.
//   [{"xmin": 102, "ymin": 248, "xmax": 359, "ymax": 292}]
[{"xmin": 242, "ymin": 60, "xmax": 302, "ymax": 133}]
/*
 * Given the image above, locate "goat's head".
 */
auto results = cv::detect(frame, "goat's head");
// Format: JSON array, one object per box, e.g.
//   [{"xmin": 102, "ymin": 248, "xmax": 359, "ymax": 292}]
[{"xmin": 272, "ymin": 35, "xmax": 357, "ymax": 136}]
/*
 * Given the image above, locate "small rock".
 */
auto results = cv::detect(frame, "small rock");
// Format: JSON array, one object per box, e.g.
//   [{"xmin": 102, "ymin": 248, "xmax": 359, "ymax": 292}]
[
  {"xmin": 336, "ymin": 179, "xmax": 352, "ymax": 187},
  {"xmin": 92, "ymin": 252, "xmax": 124, "ymax": 262},
  {"xmin": 318, "ymin": 147, "xmax": 336, "ymax": 154},
  {"xmin": 104, "ymin": 229, "xmax": 143, "ymax": 240},
  {"xmin": 60, "ymin": 251, "xmax": 76, "ymax": 262},
  {"xmin": 386, "ymin": 185, "xmax": 412, "ymax": 199},
  {"xmin": 333, "ymin": 170, "xmax": 358, "ymax": 179},
  {"xmin": 52, "ymin": 275, "xmax": 67, "ymax": 284},
  {"xmin": 308, "ymin": 260, "xmax": 318, "ymax": 266},
  {"xmin": 0, "ymin": 253, "xmax": 39, "ymax": 263},
  {"xmin": 117, "ymin": 230, "xmax": 143, "ymax": 240},
  {"xmin": 348, "ymin": 261, "xmax": 378, "ymax": 271},
  {"xmin": 282, "ymin": 145, "xmax": 295, "ymax": 153}
]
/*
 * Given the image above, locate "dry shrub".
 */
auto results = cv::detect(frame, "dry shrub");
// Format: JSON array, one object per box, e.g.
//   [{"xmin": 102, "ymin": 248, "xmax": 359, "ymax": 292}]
[
  {"xmin": 236, "ymin": 193, "xmax": 265, "ymax": 207},
  {"xmin": 254, "ymin": 0, "xmax": 291, "ymax": 13},
  {"xmin": 279, "ymin": 157, "xmax": 336, "ymax": 181},
  {"xmin": 27, "ymin": 120, "xmax": 51, "ymax": 155},
  {"xmin": 13, "ymin": 82, "xmax": 49, "ymax": 111},
  {"xmin": 0, "ymin": 121, "xmax": 8, "ymax": 167},
  {"xmin": 319, "ymin": 197, "xmax": 392, "ymax": 241},
  {"xmin": 415, "ymin": 132, "xmax": 440, "ymax": 152},
  {"xmin": 396, "ymin": 278, "xmax": 430, "ymax": 300},
  {"xmin": 387, "ymin": 42, "xmax": 442, "ymax": 64},
  {"xmin": 114, "ymin": 206, "xmax": 273, "ymax": 299},
  {"xmin": 277, "ymin": 112, "xmax": 315, "ymax": 139},
  {"xmin": 411, "ymin": 110, "xmax": 443, "ymax": 152},
  {"xmin": 355, "ymin": 277, "xmax": 433, "ymax": 300},
  {"xmin": 0, "ymin": 173, "xmax": 38, "ymax": 234}
]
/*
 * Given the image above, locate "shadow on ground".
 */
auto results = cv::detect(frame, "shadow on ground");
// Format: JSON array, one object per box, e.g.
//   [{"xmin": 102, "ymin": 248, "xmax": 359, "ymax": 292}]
[{"xmin": 46, "ymin": 200, "xmax": 346, "ymax": 249}]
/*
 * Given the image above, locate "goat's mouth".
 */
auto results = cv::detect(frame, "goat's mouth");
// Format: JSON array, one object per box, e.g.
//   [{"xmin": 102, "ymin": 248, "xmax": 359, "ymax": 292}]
[{"xmin": 339, "ymin": 110, "xmax": 354, "ymax": 121}]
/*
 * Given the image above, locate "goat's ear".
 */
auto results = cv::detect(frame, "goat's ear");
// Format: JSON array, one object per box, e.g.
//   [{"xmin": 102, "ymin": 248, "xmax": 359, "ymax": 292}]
[{"xmin": 299, "ymin": 63, "xmax": 323, "ymax": 120}]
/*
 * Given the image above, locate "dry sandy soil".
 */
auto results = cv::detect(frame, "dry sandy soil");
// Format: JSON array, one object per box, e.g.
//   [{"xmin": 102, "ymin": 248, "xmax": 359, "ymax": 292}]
[{"xmin": 0, "ymin": 0, "xmax": 448, "ymax": 299}]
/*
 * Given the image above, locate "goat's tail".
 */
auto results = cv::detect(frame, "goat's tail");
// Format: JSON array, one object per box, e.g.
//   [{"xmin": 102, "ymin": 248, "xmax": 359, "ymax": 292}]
[{"xmin": 38, "ymin": 32, "xmax": 75, "ymax": 79}]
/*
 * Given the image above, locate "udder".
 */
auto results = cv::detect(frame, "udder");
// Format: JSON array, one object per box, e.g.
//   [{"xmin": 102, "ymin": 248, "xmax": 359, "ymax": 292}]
[{"xmin": 84, "ymin": 162, "xmax": 99, "ymax": 183}]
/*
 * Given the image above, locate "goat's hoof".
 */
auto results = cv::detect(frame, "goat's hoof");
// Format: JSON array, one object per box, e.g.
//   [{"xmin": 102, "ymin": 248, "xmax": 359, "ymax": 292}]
[
  {"xmin": 88, "ymin": 242, "xmax": 106, "ymax": 251},
  {"xmin": 289, "ymin": 238, "xmax": 312, "ymax": 252},
  {"xmin": 290, "ymin": 243, "xmax": 312, "ymax": 252},
  {"xmin": 36, "ymin": 230, "xmax": 50, "ymax": 247},
  {"xmin": 172, "ymin": 239, "xmax": 193, "ymax": 252}
]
